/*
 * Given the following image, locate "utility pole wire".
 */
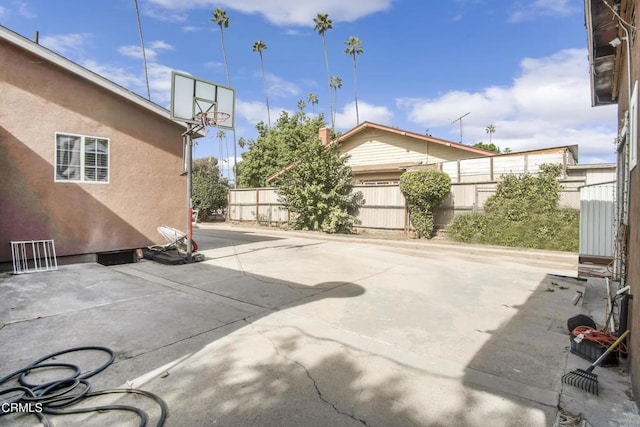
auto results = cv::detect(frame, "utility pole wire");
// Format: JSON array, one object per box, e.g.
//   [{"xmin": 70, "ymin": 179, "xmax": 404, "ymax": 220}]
[{"xmin": 134, "ymin": 0, "xmax": 151, "ymax": 100}]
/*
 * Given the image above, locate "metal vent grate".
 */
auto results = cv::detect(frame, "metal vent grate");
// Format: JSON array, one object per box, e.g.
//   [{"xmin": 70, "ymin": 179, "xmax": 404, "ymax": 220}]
[{"xmin": 10, "ymin": 240, "xmax": 58, "ymax": 274}]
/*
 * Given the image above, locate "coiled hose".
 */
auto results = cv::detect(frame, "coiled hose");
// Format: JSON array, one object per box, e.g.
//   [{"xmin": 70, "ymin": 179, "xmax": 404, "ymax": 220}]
[{"xmin": 0, "ymin": 346, "xmax": 168, "ymax": 426}]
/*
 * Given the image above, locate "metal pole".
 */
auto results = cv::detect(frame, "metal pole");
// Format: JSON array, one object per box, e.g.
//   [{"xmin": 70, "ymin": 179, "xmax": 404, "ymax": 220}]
[{"xmin": 186, "ymin": 125, "xmax": 194, "ymax": 262}]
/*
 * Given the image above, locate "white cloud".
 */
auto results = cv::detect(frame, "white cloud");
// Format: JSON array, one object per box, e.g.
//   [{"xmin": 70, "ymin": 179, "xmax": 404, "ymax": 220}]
[
  {"xmin": 118, "ymin": 41, "xmax": 174, "ymax": 60},
  {"xmin": 149, "ymin": 40, "xmax": 174, "ymax": 51},
  {"xmin": 264, "ymin": 73, "xmax": 301, "ymax": 98},
  {"xmin": 335, "ymin": 101, "xmax": 394, "ymax": 130},
  {"xmin": 235, "ymin": 99, "xmax": 292, "ymax": 126},
  {"xmin": 143, "ymin": 6, "xmax": 188, "ymax": 22},
  {"xmin": 40, "ymin": 33, "xmax": 90, "ymax": 55},
  {"xmin": 118, "ymin": 45, "xmax": 152, "ymax": 60},
  {"xmin": 509, "ymin": 0, "xmax": 579, "ymax": 23},
  {"xmin": 204, "ymin": 61, "xmax": 225, "ymax": 70},
  {"xmin": 146, "ymin": 0, "xmax": 394, "ymax": 26},
  {"xmin": 397, "ymin": 49, "xmax": 618, "ymax": 163},
  {"xmin": 0, "ymin": 6, "xmax": 8, "ymax": 20},
  {"xmin": 82, "ymin": 59, "xmax": 144, "ymax": 90}
]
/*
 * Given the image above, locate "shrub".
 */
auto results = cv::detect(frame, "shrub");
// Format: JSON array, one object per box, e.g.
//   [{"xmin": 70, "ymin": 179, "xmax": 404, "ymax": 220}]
[
  {"xmin": 399, "ymin": 169, "xmax": 451, "ymax": 238},
  {"xmin": 276, "ymin": 142, "xmax": 363, "ymax": 234},
  {"xmin": 448, "ymin": 163, "xmax": 579, "ymax": 252}
]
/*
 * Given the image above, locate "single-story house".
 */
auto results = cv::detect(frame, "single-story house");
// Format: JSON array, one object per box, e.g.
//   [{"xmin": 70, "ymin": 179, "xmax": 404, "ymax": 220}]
[
  {"xmin": 319, "ymin": 122, "xmax": 495, "ymax": 184},
  {"xmin": 0, "ymin": 25, "xmax": 189, "ymax": 267}
]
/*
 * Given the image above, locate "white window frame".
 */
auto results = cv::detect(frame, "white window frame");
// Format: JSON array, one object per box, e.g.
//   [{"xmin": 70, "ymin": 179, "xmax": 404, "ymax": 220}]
[
  {"xmin": 630, "ymin": 80, "xmax": 638, "ymax": 171},
  {"xmin": 55, "ymin": 133, "xmax": 110, "ymax": 183}
]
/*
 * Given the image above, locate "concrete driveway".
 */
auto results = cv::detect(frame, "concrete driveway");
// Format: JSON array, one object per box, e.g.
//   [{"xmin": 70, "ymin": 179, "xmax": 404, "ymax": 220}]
[{"xmin": 0, "ymin": 225, "xmax": 635, "ymax": 426}]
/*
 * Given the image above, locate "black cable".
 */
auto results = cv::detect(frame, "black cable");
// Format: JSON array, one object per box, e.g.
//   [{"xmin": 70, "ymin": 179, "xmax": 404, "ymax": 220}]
[{"xmin": 0, "ymin": 346, "xmax": 168, "ymax": 426}]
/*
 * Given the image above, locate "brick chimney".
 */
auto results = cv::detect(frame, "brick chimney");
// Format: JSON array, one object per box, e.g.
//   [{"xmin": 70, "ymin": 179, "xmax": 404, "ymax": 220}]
[{"xmin": 319, "ymin": 127, "xmax": 331, "ymax": 146}]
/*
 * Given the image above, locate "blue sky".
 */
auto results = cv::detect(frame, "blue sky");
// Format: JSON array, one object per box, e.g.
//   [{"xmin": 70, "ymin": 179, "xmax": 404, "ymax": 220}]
[{"xmin": 1, "ymin": 0, "xmax": 619, "ymax": 179}]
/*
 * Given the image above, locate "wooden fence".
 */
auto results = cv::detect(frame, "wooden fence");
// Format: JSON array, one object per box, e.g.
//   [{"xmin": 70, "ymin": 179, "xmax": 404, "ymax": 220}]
[{"xmin": 228, "ymin": 181, "xmax": 583, "ymax": 231}]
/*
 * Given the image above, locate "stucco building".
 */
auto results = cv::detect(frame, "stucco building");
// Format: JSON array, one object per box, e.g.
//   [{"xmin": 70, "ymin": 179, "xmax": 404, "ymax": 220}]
[{"xmin": 0, "ymin": 25, "xmax": 187, "ymax": 266}]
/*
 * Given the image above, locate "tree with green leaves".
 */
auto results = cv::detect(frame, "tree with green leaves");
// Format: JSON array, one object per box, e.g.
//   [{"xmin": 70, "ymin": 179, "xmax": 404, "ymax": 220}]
[
  {"xmin": 313, "ymin": 13, "xmax": 333, "ymax": 127},
  {"xmin": 399, "ymin": 169, "xmax": 451, "ymax": 238},
  {"xmin": 329, "ymin": 76, "xmax": 342, "ymax": 129},
  {"xmin": 211, "ymin": 8, "xmax": 230, "ymax": 85},
  {"xmin": 486, "ymin": 124, "xmax": 496, "ymax": 143},
  {"xmin": 237, "ymin": 111, "xmax": 327, "ymax": 188},
  {"xmin": 473, "ymin": 142, "xmax": 501, "ymax": 153},
  {"xmin": 307, "ymin": 93, "xmax": 319, "ymax": 114},
  {"xmin": 216, "ymin": 130, "xmax": 226, "ymax": 178},
  {"xmin": 274, "ymin": 137, "xmax": 363, "ymax": 234},
  {"xmin": 344, "ymin": 36, "xmax": 363, "ymax": 125},
  {"xmin": 252, "ymin": 40, "xmax": 271, "ymax": 127},
  {"xmin": 297, "ymin": 99, "xmax": 306, "ymax": 112},
  {"xmin": 192, "ymin": 156, "xmax": 229, "ymax": 220}
]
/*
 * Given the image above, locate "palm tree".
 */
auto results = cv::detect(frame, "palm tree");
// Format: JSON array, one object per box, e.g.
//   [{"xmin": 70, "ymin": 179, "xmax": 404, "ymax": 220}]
[
  {"xmin": 486, "ymin": 124, "xmax": 496, "ymax": 143},
  {"xmin": 344, "ymin": 36, "xmax": 363, "ymax": 125},
  {"xmin": 297, "ymin": 100, "xmax": 306, "ymax": 112},
  {"xmin": 211, "ymin": 8, "xmax": 237, "ymax": 186},
  {"xmin": 313, "ymin": 13, "xmax": 333, "ymax": 126},
  {"xmin": 329, "ymin": 76, "xmax": 342, "ymax": 129},
  {"xmin": 216, "ymin": 130, "xmax": 226, "ymax": 178},
  {"xmin": 134, "ymin": 0, "xmax": 151, "ymax": 100},
  {"xmin": 252, "ymin": 40, "xmax": 271, "ymax": 127},
  {"xmin": 212, "ymin": 8, "xmax": 230, "ymax": 85},
  {"xmin": 307, "ymin": 93, "xmax": 319, "ymax": 114}
]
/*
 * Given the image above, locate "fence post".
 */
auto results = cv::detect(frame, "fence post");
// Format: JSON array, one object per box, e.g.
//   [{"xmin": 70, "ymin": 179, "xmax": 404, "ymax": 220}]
[
  {"xmin": 490, "ymin": 157, "xmax": 494, "ymax": 182},
  {"xmin": 255, "ymin": 189, "xmax": 260, "ymax": 222}
]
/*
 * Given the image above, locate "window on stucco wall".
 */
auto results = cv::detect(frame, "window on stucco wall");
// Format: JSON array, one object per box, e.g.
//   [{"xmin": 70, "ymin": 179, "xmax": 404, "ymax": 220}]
[{"xmin": 55, "ymin": 133, "xmax": 109, "ymax": 183}]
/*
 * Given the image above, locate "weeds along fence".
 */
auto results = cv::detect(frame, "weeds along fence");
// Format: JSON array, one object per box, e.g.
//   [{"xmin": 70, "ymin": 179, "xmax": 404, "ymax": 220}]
[{"xmin": 228, "ymin": 181, "xmax": 583, "ymax": 231}]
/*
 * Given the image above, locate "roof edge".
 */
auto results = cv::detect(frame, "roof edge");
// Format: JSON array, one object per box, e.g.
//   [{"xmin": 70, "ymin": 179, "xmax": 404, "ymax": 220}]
[{"xmin": 0, "ymin": 25, "xmax": 184, "ymax": 126}]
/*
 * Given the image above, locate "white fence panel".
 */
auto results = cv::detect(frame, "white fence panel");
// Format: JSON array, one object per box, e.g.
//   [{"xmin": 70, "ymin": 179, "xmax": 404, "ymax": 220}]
[
  {"xmin": 579, "ymin": 182, "xmax": 615, "ymax": 258},
  {"xmin": 459, "ymin": 157, "xmax": 492, "ymax": 182},
  {"xmin": 493, "ymin": 155, "xmax": 526, "ymax": 177}
]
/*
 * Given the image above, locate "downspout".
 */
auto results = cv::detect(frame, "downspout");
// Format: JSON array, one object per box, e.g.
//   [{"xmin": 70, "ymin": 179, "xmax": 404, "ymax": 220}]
[
  {"xmin": 617, "ymin": 23, "xmax": 633, "ymax": 288},
  {"xmin": 622, "ymin": 23, "xmax": 632, "ymax": 227}
]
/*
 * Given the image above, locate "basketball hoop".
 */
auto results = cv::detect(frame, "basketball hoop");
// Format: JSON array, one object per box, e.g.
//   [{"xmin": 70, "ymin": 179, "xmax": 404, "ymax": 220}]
[{"xmin": 197, "ymin": 111, "xmax": 231, "ymax": 127}]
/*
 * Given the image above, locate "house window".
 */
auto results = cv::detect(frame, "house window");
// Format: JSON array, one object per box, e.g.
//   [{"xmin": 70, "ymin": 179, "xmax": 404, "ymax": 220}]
[{"xmin": 55, "ymin": 133, "xmax": 109, "ymax": 182}]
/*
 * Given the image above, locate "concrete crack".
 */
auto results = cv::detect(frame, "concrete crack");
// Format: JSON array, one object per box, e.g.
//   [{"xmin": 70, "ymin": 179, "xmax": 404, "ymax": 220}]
[{"xmin": 248, "ymin": 321, "xmax": 371, "ymax": 427}]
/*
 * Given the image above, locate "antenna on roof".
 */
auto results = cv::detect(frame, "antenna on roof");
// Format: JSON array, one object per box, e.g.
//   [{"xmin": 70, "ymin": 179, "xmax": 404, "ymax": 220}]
[{"xmin": 451, "ymin": 112, "xmax": 470, "ymax": 143}]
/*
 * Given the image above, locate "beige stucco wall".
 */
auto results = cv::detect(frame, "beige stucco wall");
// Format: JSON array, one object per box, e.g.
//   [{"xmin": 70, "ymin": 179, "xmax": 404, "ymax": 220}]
[{"xmin": 0, "ymin": 40, "xmax": 187, "ymax": 262}]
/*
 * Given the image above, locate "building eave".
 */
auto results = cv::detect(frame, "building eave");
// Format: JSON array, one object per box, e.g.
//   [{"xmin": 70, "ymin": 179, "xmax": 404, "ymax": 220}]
[{"xmin": 584, "ymin": 0, "xmax": 620, "ymax": 106}]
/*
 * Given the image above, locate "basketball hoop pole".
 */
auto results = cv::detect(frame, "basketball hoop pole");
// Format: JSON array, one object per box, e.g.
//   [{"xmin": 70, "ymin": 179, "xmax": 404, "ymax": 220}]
[{"xmin": 185, "ymin": 124, "xmax": 194, "ymax": 262}]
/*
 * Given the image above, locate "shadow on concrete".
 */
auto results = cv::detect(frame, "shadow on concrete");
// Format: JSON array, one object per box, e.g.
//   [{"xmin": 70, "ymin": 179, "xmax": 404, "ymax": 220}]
[
  {"xmin": 461, "ymin": 273, "xmax": 587, "ymax": 419},
  {"xmin": 0, "ymin": 245, "xmax": 582, "ymax": 426},
  {"xmin": 191, "ymin": 227, "xmax": 284, "ymax": 252}
]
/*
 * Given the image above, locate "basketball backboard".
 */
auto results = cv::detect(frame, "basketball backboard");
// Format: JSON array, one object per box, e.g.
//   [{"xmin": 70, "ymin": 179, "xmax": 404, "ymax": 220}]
[{"xmin": 170, "ymin": 71, "xmax": 235, "ymax": 129}]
